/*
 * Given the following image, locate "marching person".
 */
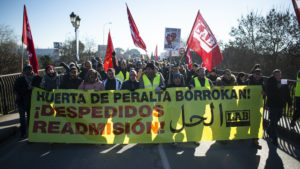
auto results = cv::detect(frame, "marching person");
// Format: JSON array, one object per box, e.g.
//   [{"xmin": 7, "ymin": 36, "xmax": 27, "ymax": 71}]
[
  {"xmin": 139, "ymin": 63, "xmax": 165, "ymax": 92},
  {"xmin": 13, "ymin": 65, "xmax": 36, "ymax": 138},
  {"xmin": 121, "ymin": 70, "xmax": 139, "ymax": 91},
  {"xmin": 60, "ymin": 65, "xmax": 83, "ymax": 89},
  {"xmin": 189, "ymin": 67, "xmax": 213, "ymax": 88},
  {"xmin": 113, "ymin": 51, "xmax": 129, "ymax": 83},
  {"xmin": 40, "ymin": 65, "xmax": 61, "ymax": 91},
  {"xmin": 265, "ymin": 69, "xmax": 292, "ymax": 146},
  {"xmin": 103, "ymin": 68, "xmax": 122, "ymax": 90},
  {"xmin": 78, "ymin": 69, "xmax": 104, "ymax": 91}
]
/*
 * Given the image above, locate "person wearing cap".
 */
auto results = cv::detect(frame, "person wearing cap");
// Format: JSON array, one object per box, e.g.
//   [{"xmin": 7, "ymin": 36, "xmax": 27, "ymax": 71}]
[
  {"xmin": 265, "ymin": 69, "xmax": 292, "ymax": 146},
  {"xmin": 139, "ymin": 63, "xmax": 165, "ymax": 91},
  {"xmin": 78, "ymin": 69, "xmax": 104, "ymax": 91},
  {"xmin": 291, "ymin": 70, "xmax": 300, "ymax": 128},
  {"xmin": 216, "ymin": 69, "xmax": 237, "ymax": 87},
  {"xmin": 13, "ymin": 65, "xmax": 36, "ymax": 138},
  {"xmin": 40, "ymin": 65, "xmax": 61, "ymax": 91},
  {"xmin": 60, "ymin": 65, "xmax": 83, "ymax": 89},
  {"xmin": 236, "ymin": 72, "xmax": 247, "ymax": 86},
  {"xmin": 247, "ymin": 69, "xmax": 264, "ymax": 86},
  {"xmin": 103, "ymin": 68, "xmax": 122, "ymax": 90},
  {"xmin": 112, "ymin": 51, "xmax": 129, "ymax": 83},
  {"xmin": 121, "ymin": 70, "xmax": 140, "ymax": 91},
  {"xmin": 189, "ymin": 67, "xmax": 213, "ymax": 88}
]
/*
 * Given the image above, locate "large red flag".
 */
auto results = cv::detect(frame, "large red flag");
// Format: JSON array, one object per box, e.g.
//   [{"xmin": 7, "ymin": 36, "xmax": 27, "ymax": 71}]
[
  {"xmin": 22, "ymin": 5, "xmax": 39, "ymax": 74},
  {"xmin": 292, "ymin": 0, "xmax": 300, "ymax": 25},
  {"xmin": 104, "ymin": 31, "xmax": 115, "ymax": 71},
  {"xmin": 187, "ymin": 11, "xmax": 223, "ymax": 72},
  {"xmin": 154, "ymin": 45, "xmax": 158, "ymax": 61},
  {"xmin": 126, "ymin": 4, "xmax": 147, "ymax": 51},
  {"xmin": 185, "ymin": 47, "xmax": 193, "ymax": 70}
]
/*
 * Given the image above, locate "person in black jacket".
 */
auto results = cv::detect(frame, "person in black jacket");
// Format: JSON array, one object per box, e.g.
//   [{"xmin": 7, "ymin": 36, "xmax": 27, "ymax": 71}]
[
  {"xmin": 13, "ymin": 65, "xmax": 36, "ymax": 138},
  {"xmin": 121, "ymin": 70, "xmax": 139, "ymax": 91},
  {"xmin": 60, "ymin": 66, "xmax": 83, "ymax": 89},
  {"xmin": 265, "ymin": 69, "xmax": 292, "ymax": 146}
]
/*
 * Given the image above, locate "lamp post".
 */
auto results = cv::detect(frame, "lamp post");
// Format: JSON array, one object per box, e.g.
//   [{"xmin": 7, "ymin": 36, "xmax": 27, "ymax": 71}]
[
  {"xmin": 103, "ymin": 22, "xmax": 112, "ymax": 45},
  {"xmin": 70, "ymin": 12, "xmax": 81, "ymax": 61}
]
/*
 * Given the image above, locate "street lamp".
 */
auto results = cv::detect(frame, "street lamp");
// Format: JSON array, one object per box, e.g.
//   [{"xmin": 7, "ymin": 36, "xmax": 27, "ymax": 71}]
[
  {"xmin": 103, "ymin": 22, "xmax": 112, "ymax": 45},
  {"xmin": 70, "ymin": 12, "xmax": 81, "ymax": 61}
]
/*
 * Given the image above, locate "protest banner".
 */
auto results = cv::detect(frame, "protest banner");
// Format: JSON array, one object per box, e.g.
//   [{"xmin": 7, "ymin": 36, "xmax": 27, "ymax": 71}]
[{"xmin": 29, "ymin": 86, "xmax": 263, "ymax": 144}]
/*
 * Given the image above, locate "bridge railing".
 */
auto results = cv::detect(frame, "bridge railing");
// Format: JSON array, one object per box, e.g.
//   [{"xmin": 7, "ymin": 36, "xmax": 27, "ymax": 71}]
[{"xmin": 0, "ymin": 66, "xmax": 65, "ymax": 115}]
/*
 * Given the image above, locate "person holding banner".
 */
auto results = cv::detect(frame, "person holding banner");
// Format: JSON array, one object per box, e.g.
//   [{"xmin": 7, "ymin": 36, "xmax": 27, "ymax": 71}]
[
  {"xmin": 79, "ymin": 61, "xmax": 93, "ymax": 80},
  {"xmin": 265, "ymin": 69, "xmax": 292, "ymax": 146},
  {"xmin": 121, "ymin": 70, "xmax": 139, "ymax": 91},
  {"xmin": 40, "ymin": 65, "xmax": 61, "ymax": 91},
  {"xmin": 103, "ymin": 68, "xmax": 122, "ymax": 90},
  {"xmin": 189, "ymin": 67, "xmax": 213, "ymax": 88},
  {"xmin": 139, "ymin": 63, "xmax": 165, "ymax": 92},
  {"xmin": 78, "ymin": 69, "xmax": 104, "ymax": 91},
  {"xmin": 60, "ymin": 66, "xmax": 83, "ymax": 89},
  {"xmin": 216, "ymin": 69, "xmax": 237, "ymax": 87},
  {"xmin": 13, "ymin": 65, "xmax": 36, "ymax": 138}
]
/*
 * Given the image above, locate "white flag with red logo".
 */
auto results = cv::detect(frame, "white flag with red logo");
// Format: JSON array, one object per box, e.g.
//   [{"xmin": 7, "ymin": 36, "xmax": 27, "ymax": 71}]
[
  {"xmin": 292, "ymin": 0, "xmax": 300, "ymax": 25},
  {"xmin": 187, "ymin": 11, "xmax": 223, "ymax": 72},
  {"xmin": 185, "ymin": 47, "xmax": 193, "ymax": 70},
  {"xmin": 22, "ymin": 5, "xmax": 39, "ymax": 74},
  {"xmin": 126, "ymin": 4, "xmax": 147, "ymax": 51}
]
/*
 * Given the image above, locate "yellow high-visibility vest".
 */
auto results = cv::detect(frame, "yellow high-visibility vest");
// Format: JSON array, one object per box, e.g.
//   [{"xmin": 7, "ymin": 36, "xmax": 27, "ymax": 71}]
[
  {"xmin": 296, "ymin": 74, "xmax": 300, "ymax": 97},
  {"xmin": 143, "ymin": 73, "xmax": 160, "ymax": 89},
  {"xmin": 194, "ymin": 77, "xmax": 210, "ymax": 88},
  {"xmin": 115, "ymin": 71, "xmax": 129, "ymax": 83}
]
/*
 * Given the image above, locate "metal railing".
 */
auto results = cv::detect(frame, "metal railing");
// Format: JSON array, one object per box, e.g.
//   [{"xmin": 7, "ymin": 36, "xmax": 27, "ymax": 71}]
[{"xmin": 0, "ymin": 66, "xmax": 65, "ymax": 115}]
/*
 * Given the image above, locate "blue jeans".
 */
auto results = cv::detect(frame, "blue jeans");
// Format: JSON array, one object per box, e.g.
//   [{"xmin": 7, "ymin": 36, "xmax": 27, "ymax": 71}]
[
  {"xmin": 18, "ymin": 104, "xmax": 30, "ymax": 136},
  {"xmin": 268, "ymin": 107, "xmax": 283, "ymax": 141}
]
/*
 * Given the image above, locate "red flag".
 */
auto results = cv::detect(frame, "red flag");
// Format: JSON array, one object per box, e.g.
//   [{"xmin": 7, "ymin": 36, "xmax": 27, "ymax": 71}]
[
  {"xmin": 154, "ymin": 45, "xmax": 158, "ymax": 61},
  {"xmin": 292, "ymin": 0, "xmax": 300, "ymax": 25},
  {"xmin": 187, "ymin": 11, "xmax": 223, "ymax": 72},
  {"xmin": 185, "ymin": 47, "xmax": 193, "ymax": 70},
  {"xmin": 126, "ymin": 4, "xmax": 147, "ymax": 51},
  {"xmin": 22, "ymin": 5, "xmax": 39, "ymax": 74},
  {"xmin": 104, "ymin": 31, "xmax": 115, "ymax": 71}
]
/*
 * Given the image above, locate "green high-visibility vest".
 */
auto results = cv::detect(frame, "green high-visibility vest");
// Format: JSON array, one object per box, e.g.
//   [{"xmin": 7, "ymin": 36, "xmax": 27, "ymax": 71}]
[
  {"xmin": 143, "ymin": 74, "xmax": 160, "ymax": 89},
  {"xmin": 296, "ymin": 75, "xmax": 300, "ymax": 97},
  {"xmin": 194, "ymin": 77, "xmax": 210, "ymax": 88},
  {"xmin": 115, "ymin": 71, "xmax": 129, "ymax": 83}
]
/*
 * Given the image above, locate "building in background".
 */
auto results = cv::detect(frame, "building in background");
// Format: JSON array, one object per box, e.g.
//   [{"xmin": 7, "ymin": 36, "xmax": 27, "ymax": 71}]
[{"xmin": 35, "ymin": 42, "xmax": 62, "ymax": 61}]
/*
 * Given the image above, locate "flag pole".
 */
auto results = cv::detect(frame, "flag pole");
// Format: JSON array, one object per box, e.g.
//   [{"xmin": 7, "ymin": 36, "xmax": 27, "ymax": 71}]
[{"xmin": 21, "ymin": 43, "xmax": 24, "ymax": 72}]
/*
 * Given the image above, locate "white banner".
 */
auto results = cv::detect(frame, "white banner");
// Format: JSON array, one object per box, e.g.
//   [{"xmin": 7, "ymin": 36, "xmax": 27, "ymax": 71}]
[{"xmin": 164, "ymin": 28, "xmax": 181, "ymax": 51}]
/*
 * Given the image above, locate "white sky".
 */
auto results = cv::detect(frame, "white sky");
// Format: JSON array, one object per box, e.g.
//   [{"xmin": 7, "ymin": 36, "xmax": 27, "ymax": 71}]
[{"xmin": 0, "ymin": 0, "xmax": 293, "ymax": 55}]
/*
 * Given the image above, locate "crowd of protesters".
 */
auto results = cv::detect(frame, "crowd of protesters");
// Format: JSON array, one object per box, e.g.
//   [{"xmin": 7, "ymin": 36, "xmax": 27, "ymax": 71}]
[{"xmin": 13, "ymin": 52, "xmax": 300, "ymax": 149}]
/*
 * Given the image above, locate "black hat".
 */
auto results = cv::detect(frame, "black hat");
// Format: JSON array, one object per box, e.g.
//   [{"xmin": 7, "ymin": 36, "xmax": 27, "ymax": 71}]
[
  {"xmin": 23, "ymin": 65, "xmax": 32, "ymax": 71},
  {"xmin": 145, "ymin": 63, "xmax": 155, "ymax": 70}
]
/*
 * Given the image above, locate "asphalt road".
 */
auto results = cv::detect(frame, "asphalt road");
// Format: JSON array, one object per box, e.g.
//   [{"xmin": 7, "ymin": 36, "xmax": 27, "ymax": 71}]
[{"xmin": 0, "ymin": 135, "xmax": 299, "ymax": 169}]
